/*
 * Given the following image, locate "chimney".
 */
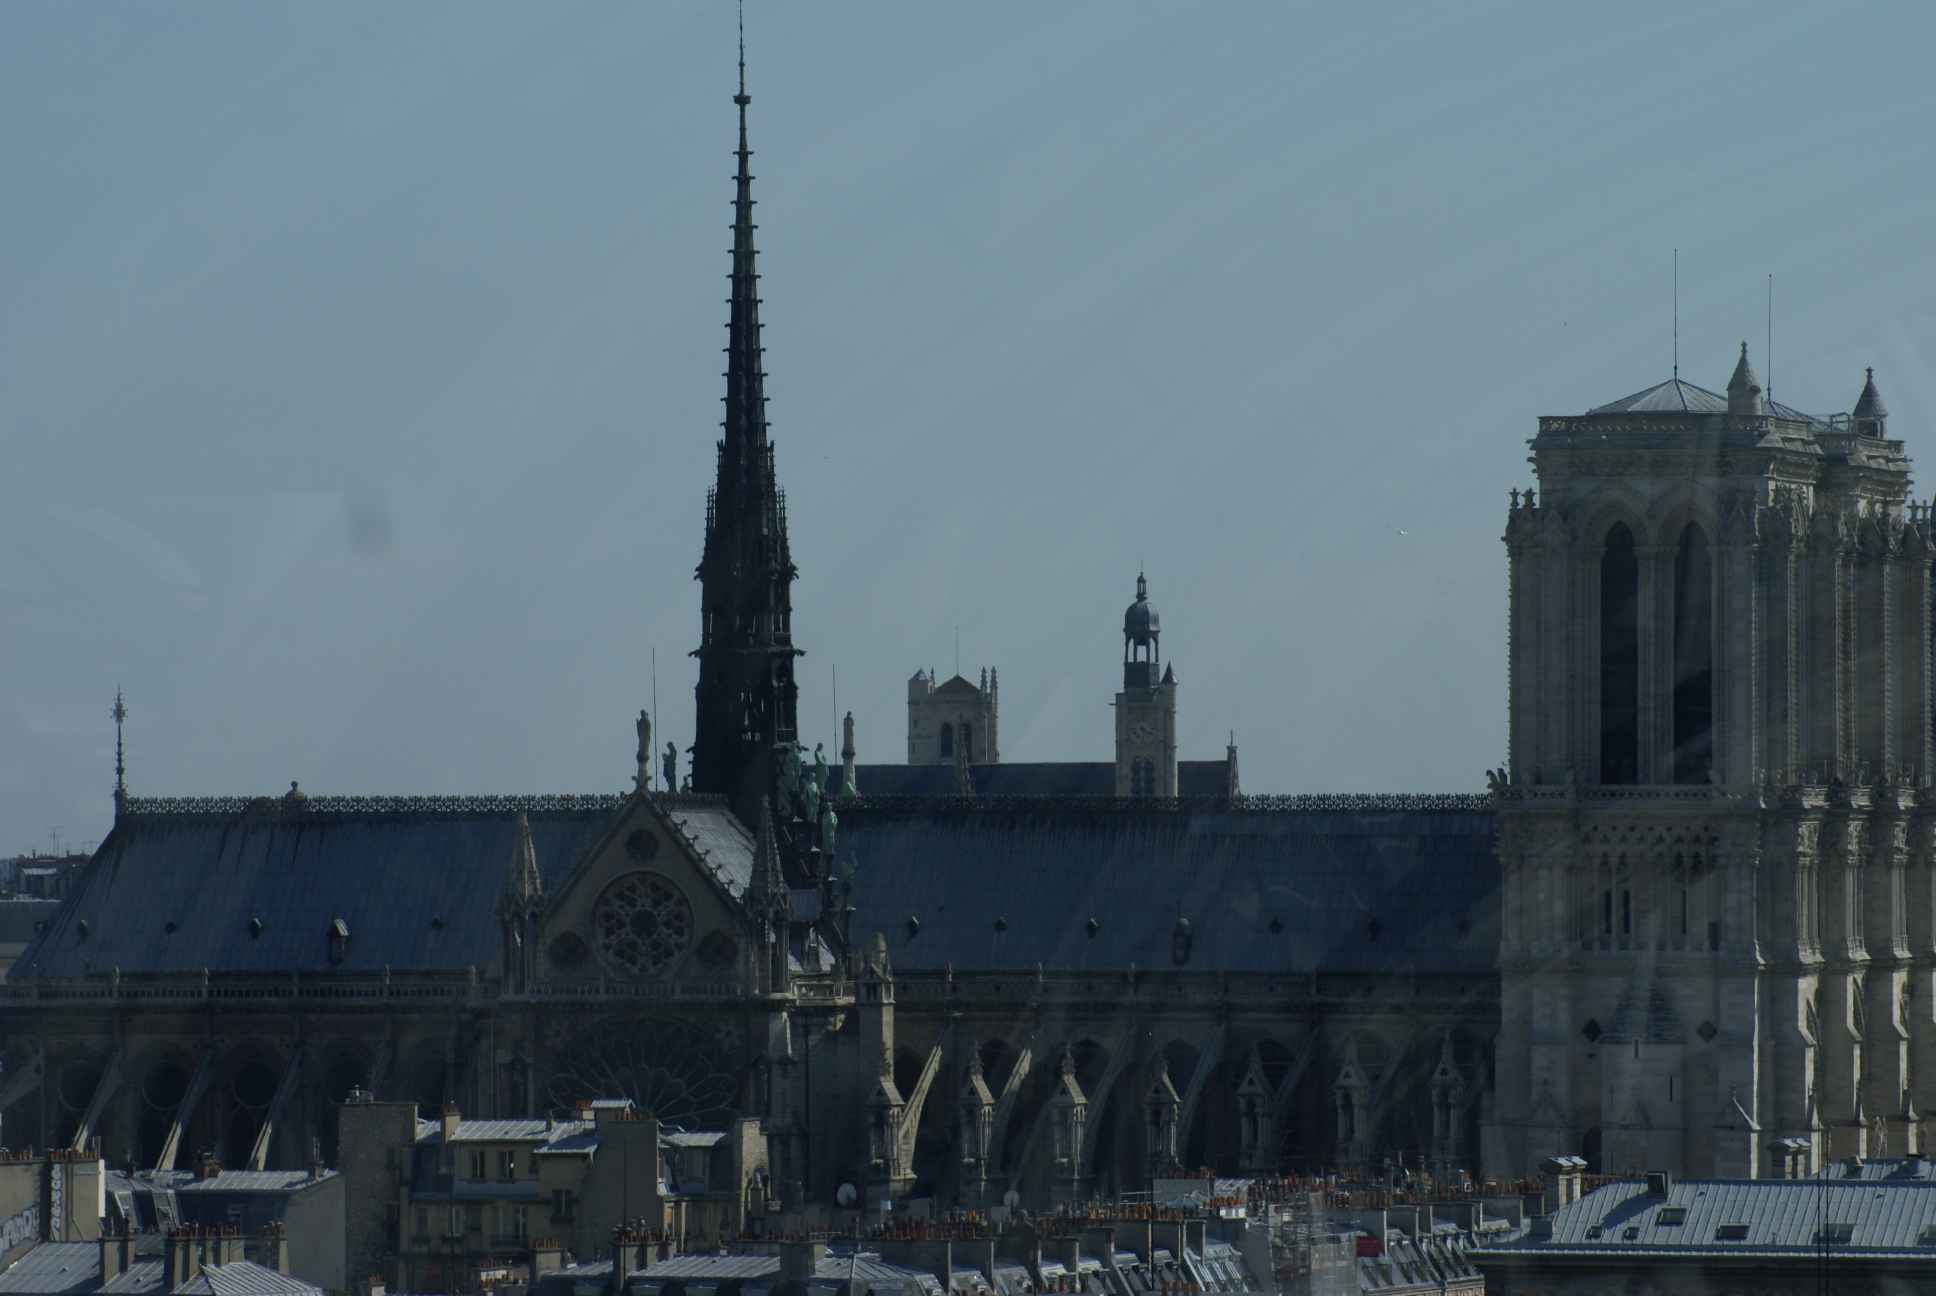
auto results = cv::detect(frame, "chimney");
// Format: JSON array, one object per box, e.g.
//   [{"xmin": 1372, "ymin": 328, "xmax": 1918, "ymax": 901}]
[
  {"xmin": 361, "ymin": 1278, "xmax": 387, "ymax": 1296},
  {"xmin": 197, "ymin": 1150, "xmax": 223, "ymax": 1182},
  {"xmin": 257, "ymin": 1222, "xmax": 291, "ymax": 1274},
  {"xmin": 99, "ymin": 1217, "xmax": 133, "ymax": 1284},
  {"xmin": 610, "ymin": 1227, "xmax": 650, "ymax": 1296},
  {"xmin": 780, "ymin": 1240, "xmax": 827, "ymax": 1284},
  {"xmin": 166, "ymin": 1228, "xmax": 203, "ymax": 1288},
  {"xmin": 530, "ymin": 1238, "xmax": 564, "ymax": 1279},
  {"xmin": 441, "ymin": 1103, "xmax": 462, "ymax": 1144}
]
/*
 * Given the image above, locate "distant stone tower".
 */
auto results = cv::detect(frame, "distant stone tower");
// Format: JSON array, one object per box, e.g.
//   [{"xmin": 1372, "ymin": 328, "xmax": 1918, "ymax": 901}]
[
  {"xmin": 1115, "ymin": 572, "xmax": 1177, "ymax": 797},
  {"xmin": 1487, "ymin": 348, "xmax": 1935, "ymax": 1181},
  {"xmin": 906, "ymin": 667, "xmax": 999, "ymax": 764}
]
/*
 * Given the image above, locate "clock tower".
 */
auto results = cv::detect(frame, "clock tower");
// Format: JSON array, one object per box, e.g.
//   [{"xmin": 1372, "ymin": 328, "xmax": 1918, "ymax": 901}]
[{"xmin": 1115, "ymin": 571, "xmax": 1178, "ymax": 797}]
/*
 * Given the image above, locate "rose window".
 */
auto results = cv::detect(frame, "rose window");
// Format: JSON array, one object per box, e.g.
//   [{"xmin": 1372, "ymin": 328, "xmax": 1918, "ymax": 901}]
[{"xmin": 592, "ymin": 872, "xmax": 693, "ymax": 977}]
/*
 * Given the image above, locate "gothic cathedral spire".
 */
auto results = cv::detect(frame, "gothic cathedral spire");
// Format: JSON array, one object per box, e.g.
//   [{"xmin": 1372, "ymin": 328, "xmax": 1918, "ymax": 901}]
[{"xmin": 691, "ymin": 14, "xmax": 802, "ymax": 830}]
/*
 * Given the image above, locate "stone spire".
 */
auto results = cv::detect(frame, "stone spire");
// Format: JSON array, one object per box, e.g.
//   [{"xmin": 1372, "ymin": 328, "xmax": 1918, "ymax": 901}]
[
  {"xmin": 1225, "ymin": 730, "xmax": 1241, "ymax": 799},
  {"xmin": 1726, "ymin": 341, "xmax": 1764, "ymax": 416},
  {"xmin": 500, "ymin": 812, "xmax": 543, "ymax": 912},
  {"xmin": 692, "ymin": 11, "xmax": 803, "ymax": 830},
  {"xmin": 1854, "ymin": 366, "xmax": 1888, "ymax": 434}
]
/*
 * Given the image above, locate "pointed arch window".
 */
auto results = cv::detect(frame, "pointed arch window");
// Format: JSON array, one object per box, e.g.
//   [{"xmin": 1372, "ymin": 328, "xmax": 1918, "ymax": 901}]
[
  {"xmin": 938, "ymin": 723, "xmax": 954, "ymax": 759},
  {"xmin": 1673, "ymin": 523, "xmax": 1714, "ymax": 784},
  {"xmin": 1600, "ymin": 523, "xmax": 1640, "ymax": 784}
]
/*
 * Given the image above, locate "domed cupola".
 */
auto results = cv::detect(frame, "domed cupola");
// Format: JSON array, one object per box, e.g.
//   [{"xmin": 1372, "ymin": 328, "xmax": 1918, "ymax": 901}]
[{"xmin": 1123, "ymin": 571, "xmax": 1162, "ymax": 688}]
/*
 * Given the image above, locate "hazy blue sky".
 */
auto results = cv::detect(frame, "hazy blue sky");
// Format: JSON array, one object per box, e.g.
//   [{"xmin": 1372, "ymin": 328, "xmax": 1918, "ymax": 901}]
[{"xmin": 6, "ymin": 1, "xmax": 1935, "ymax": 853}]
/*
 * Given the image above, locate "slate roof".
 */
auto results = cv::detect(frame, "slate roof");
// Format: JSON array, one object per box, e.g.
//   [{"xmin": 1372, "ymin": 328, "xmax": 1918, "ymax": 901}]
[
  {"xmin": 0, "ymin": 1244, "xmax": 103, "ymax": 1295},
  {"xmin": 626, "ymin": 1250, "xmax": 944, "ymax": 1296},
  {"xmin": 0, "ymin": 901, "xmax": 58, "ymax": 944},
  {"xmin": 14, "ymin": 795, "xmax": 746, "ymax": 978},
  {"xmin": 173, "ymin": 1264, "xmax": 317, "ymax": 1296},
  {"xmin": 1480, "ymin": 1173, "xmax": 1936, "ymax": 1257},
  {"xmin": 852, "ymin": 761, "xmax": 1231, "ymax": 798},
  {"xmin": 174, "ymin": 1171, "xmax": 335, "ymax": 1193},
  {"xmin": 839, "ymin": 801, "xmax": 1496, "ymax": 974},
  {"xmin": 1586, "ymin": 377, "xmax": 1825, "ymax": 427}
]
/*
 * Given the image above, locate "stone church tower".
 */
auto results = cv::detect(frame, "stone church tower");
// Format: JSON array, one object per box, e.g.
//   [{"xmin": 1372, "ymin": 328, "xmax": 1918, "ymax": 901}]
[
  {"xmin": 1487, "ymin": 347, "xmax": 1936, "ymax": 1179},
  {"xmin": 1116, "ymin": 572, "xmax": 1178, "ymax": 796}
]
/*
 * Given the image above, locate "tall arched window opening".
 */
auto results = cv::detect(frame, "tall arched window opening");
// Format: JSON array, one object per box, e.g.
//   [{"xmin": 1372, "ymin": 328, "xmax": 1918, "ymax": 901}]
[
  {"xmin": 938, "ymin": 723, "xmax": 954, "ymax": 758},
  {"xmin": 1600, "ymin": 523, "xmax": 1640, "ymax": 783},
  {"xmin": 1673, "ymin": 523, "xmax": 1714, "ymax": 783},
  {"xmin": 961, "ymin": 722, "xmax": 974, "ymax": 761}
]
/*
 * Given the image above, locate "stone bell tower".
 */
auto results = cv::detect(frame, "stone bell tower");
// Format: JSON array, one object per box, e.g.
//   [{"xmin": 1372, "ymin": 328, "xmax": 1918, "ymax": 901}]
[
  {"xmin": 1115, "ymin": 572, "xmax": 1178, "ymax": 797},
  {"xmin": 1486, "ymin": 348, "xmax": 1936, "ymax": 1181}
]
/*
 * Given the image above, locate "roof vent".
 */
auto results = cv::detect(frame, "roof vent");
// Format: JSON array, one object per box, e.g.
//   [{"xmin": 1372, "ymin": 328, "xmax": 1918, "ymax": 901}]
[
  {"xmin": 248, "ymin": 916, "xmax": 263, "ymax": 939},
  {"xmin": 1085, "ymin": 917, "xmax": 1101, "ymax": 939},
  {"xmin": 993, "ymin": 916, "xmax": 1008, "ymax": 933},
  {"xmin": 905, "ymin": 915, "xmax": 921, "ymax": 940},
  {"xmin": 164, "ymin": 920, "xmax": 178, "ymax": 935},
  {"xmin": 77, "ymin": 918, "xmax": 89, "ymax": 942}
]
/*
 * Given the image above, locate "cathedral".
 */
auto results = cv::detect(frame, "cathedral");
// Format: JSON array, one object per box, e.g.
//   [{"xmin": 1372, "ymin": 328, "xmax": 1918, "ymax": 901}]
[{"xmin": 2, "ymin": 37, "xmax": 1925, "ymax": 1207}]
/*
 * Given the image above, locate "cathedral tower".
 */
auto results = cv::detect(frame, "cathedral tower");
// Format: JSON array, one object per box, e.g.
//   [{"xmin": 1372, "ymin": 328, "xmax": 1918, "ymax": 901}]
[
  {"xmin": 691, "ymin": 38, "xmax": 802, "ymax": 830},
  {"xmin": 1115, "ymin": 572, "xmax": 1177, "ymax": 797},
  {"xmin": 1488, "ymin": 349, "xmax": 1935, "ymax": 1180}
]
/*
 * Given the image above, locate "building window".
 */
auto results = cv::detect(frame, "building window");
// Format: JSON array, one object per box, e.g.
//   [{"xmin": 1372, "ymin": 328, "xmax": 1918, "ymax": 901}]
[
  {"xmin": 498, "ymin": 1149, "xmax": 516, "ymax": 1181},
  {"xmin": 1600, "ymin": 522, "xmax": 1640, "ymax": 784},
  {"xmin": 466, "ymin": 1204, "xmax": 482, "ymax": 1234},
  {"xmin": 413, "ymin": 1207, "xmax": 429, "ymax": 1240},
  {"xmin": 1132, "ymin": 758, "xmax": 1155, "ymax": 797},
  {"xmin": 939, "ymin": 723, "xmax": 954, "ymax": 758},
  {"xmin": 1621, "ymin": 890, "xmax": 1632, "ymax": 937},
  {"xmin": 1602, "ymin": 890, "xmax": 1612, "ymax": 937},
  {"xmin": 469, "ymin": 1149, "xmax": 485, "ymax": 1179},
  {"xmin": 1672, "ymin": 523, "xmax": 1714, "ymax": 784}
]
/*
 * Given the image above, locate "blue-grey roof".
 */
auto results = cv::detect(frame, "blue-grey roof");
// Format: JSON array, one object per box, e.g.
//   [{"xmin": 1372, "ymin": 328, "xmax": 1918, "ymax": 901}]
[
  {"xmin": 839, "ymin": 800, "xmax": 1496, "ymax": 974},
  {"xmin": 629, "ymin": 1250, "xmax": 943, "ymax": 1296},
  {"xmin": 0, "ymin": 900, "xmax": 58, "ymax": 943},
  {"xmin": 14, "ymin": 795, "xmax": 744, "ymax": 978},
  {"xmin": 852, "ymin": 761, "xmax": 1230, "ymax": 798},
  {"xmin": 175, "ymin": 1170, "xmax": 335, "ymax": 1193},
  {"xmin": 173, "ymin": 1264, "xmax": 318, "ymax": 1296},
  {"xmin": 1484, "ymin": 1173, "xmax": 1936, "ymax": 1257},
  {"xmin": 1586, "ymin": 377, "xmax": 1824, "ymax": 427},
  {"xmin": 0, "ymin": 1244, "xmax": 103, "ymax": 1295}
]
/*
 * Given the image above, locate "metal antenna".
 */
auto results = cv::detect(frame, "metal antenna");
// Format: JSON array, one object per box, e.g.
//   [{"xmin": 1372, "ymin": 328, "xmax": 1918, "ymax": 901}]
[
  {"xmin": 1767, "ymin": 273, "xmax": 1775, "ymax": 405},
  {"xmin": 1672, "ymin": 248, "xmax": 1679, "ymax": 380},
  {"xmin": 738, "ymin": 0, "xmax": 746, "ymax": 98},
  {"xmin": 831, "ymin": 664, "xmax": 838, "ymax": 755},
  {"xmin": 651, "ymin": 648, "xmax": 659, "ymax": 792}
]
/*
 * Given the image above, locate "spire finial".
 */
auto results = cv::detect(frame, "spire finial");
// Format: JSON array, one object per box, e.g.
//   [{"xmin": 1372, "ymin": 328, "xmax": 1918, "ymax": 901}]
[
  {"xmin": 736, "ymin": 0, "xmax": 748, "ymax": 105},
  {"xmin": 111, "ymin": 687, "xmax": 127, "ymax": 816}
]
